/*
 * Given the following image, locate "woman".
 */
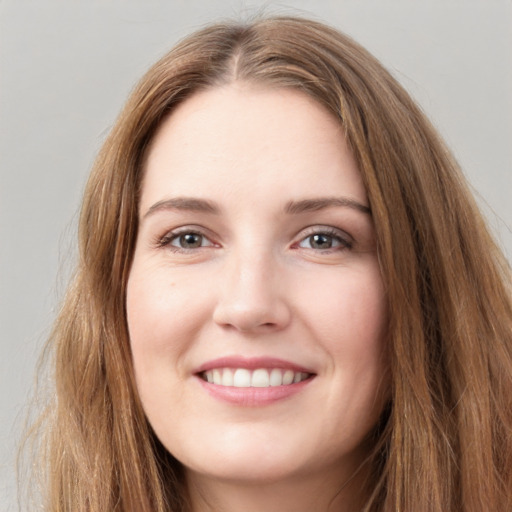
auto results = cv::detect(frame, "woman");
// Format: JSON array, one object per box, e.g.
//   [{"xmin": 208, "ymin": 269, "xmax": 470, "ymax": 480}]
[{"xmin": 27, "ymin": 16, "xmax": 512, "ymax": 511}]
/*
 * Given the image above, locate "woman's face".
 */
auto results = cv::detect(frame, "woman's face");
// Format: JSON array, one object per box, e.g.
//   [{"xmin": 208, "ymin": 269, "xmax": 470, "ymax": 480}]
[{"xmin": 126, "ymin": 84, "xmax": 388, "ymax": 486}]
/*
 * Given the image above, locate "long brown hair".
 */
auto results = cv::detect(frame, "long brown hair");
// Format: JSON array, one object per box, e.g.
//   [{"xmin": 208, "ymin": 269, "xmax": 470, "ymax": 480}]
[{"xmin": 25, "ymin": 16, "xmax": 512, "ymax": 511}]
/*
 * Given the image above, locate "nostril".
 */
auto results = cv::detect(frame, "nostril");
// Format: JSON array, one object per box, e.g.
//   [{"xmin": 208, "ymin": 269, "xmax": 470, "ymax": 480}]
[{"xmin": 212, "ymin": 288, "xmax": 292, "ymax": 333}]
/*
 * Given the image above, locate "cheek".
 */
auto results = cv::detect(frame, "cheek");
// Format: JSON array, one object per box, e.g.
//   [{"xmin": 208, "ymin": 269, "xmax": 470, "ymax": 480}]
[
  {"xmin": 303, "ymin": 265, "xmax": 387, "ymax": 351},
  {"xmin": 125, "ymin": 266, "xmax": 198, "ymax": 418},
  {"xmin": 126, "ymin": 268, "xmax": 195, "ymax": 391},
  {"xmin": 127, "ymin": 264, "xmax": 207, "ymax": 349},
  {"xmin": 303, "ymin": 265, "xmax": 389, "ymax": 407}
]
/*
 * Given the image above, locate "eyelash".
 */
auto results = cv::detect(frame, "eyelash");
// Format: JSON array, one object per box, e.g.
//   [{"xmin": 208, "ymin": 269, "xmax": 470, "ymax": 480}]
[
  {"xmin": 155, "ymin": 226, "xmax": 353, "ymax": 253},
  {"xmin": 294, "ymin": 227, "xmax": 353, "ymax": 252},
  {"xmin": 155, "ymin": 228, "xmax": 214, "ymax": 253}
]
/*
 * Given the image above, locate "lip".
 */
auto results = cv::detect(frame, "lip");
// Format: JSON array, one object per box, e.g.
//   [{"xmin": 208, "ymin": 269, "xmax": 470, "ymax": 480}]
[
  {"xmin": 195, "ymin": 356, "xmax": 314, "ymax": 374},
  {"xmin": 194, "ymin": 356, "xmax": 316, "ymax": 406},
  {"xmin": 196, "ymin": 376, "xmax": 313, "ymax": 406}
]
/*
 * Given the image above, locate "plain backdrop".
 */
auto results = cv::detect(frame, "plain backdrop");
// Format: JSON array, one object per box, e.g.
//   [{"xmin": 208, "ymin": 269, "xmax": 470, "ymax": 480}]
[{"xmin": 1, "ymin": 1, "xmax": 511, "ymax": 509}]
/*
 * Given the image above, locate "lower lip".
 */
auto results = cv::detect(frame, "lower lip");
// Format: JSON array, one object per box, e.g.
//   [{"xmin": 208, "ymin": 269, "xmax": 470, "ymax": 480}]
[{"xmin": 196, "ymin": 376, "xmax": 314, "ymax": 406}]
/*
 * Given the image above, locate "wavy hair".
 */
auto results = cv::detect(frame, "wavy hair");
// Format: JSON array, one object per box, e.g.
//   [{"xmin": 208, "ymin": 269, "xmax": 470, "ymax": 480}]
[{"xmin": 25, "ymin": 16, "xmax": 512, "ymax": 511}]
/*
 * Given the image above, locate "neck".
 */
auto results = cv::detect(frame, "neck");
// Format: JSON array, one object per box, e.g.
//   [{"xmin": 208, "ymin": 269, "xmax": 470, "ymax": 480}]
[{"xmin": 185, "ymin": 462, "xmax": 370, "ymax": 512}]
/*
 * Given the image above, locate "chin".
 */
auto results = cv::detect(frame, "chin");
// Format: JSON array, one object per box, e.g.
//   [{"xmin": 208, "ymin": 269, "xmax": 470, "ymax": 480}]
[
  {"xmin": 167, "ymin": 430, "xmax": 310, "ymax": 483},
  {"xmin": 185, "ymin": 456, "xmax": 308, "ymax": 484}
]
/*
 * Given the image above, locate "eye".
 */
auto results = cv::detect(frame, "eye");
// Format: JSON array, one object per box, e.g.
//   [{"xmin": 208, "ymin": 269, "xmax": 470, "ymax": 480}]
[
  {"xmin": 157, "ymin": 229, "xmax": 216, "ymax": 251},
  {"xmin": 171, "ymin": 232, "xmax": 210, "ymax": 249},
  {"xmin": 296, "ymin": 228, "xmax": 352, "ymax": 251}
]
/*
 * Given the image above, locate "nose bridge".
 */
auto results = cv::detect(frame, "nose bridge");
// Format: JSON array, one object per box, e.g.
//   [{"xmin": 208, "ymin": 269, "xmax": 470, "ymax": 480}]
[
  {"xmin": 213, "ymin": 240, "xmax": 290, "ymax": 332},
  {"xmin": 235, "ymin": 242, "xmax": 271, "ymax": 292}
]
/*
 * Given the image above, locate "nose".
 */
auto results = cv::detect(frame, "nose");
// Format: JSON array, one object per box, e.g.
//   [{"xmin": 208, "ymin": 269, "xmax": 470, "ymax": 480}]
[{"xmin": 212, "ymin": 250, "xmax": 292, "ymax": 334}]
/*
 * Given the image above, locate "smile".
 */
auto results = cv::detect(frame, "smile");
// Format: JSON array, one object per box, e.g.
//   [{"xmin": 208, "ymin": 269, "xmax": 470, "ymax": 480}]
[
  {"xmin": 201, "ymin": 368, "xmax": 312, "ymax": 388},
  {"xmin": 195, "ymin": 357, "xmax": 316, "ymax": 405}
]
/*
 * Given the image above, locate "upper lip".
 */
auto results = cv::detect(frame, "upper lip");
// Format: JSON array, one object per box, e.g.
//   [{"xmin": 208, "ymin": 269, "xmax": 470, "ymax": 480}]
[{"xmin": 194, "ymin": 356, "xmax": 315, "ymax": 375}]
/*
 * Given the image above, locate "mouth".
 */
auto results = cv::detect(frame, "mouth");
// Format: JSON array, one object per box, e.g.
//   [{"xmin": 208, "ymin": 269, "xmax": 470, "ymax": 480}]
[
  {"xmin": 194, "ymin": 357, "xmax": 316, "ymax": 404},
  {"xmin": 200, "ymin": 367, "xmax": 313, "ymax": 388}
]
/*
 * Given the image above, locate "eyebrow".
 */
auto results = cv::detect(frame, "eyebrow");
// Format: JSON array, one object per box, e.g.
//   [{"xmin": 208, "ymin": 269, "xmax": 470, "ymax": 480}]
[
  {"xmin": 284, "ymin": 197, "xmax": 371, "ymax": 215},
  {"xmin": 143, "ymin": 197, "xmax": 221, "ymax": 219},
  {"xmin": 142, "ymin": 195, "xmax": 371, "ymax": 220}
]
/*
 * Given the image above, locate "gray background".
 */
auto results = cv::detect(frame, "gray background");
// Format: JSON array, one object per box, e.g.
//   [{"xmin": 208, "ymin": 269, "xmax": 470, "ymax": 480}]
[{"xmin": 1, "ymin": 1, "xmax": 511, "ymax": 509}]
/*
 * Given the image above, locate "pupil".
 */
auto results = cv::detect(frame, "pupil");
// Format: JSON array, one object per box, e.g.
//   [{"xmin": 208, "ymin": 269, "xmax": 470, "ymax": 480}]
[
  {"xmin": 311, "ymin": 234, "xmax": 332, "ymax": 249},
  {"xmin": 180, "ymin": 233, "xmax": 202, "ymax": 248}
]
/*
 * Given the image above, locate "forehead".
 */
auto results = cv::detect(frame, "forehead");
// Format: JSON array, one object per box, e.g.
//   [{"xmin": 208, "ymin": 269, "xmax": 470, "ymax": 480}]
[{"xmin": 141, "ymin": 84, "xmax": 367, "ymax": 211}]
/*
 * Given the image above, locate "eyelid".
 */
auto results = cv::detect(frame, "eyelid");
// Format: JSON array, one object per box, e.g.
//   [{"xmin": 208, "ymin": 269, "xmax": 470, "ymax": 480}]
[
  {"xmin": 154, "ymin": 225, "xmax": 219, "ymax": 250},
  {"xmin": 292, "ymin": 225, "xmax": 353, "ymax": 250},
  {"xmin": 152, "ymin": 224, "xmax": 353, "ymax": 253},
  {"xmin": 170, "ymin": 232, "xmax": 213, "ymax": 249}
]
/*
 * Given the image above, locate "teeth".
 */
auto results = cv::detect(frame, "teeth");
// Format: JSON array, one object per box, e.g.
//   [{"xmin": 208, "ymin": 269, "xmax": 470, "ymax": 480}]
[
  {"xmin": 282, "ymin": 370, "xmax": 294, "ymax": 385},
  {"xmin": 293, "ymin": 372, "xmax": 303, "ymax": 383},
  {"xmin": 221, "ymin": 368, "xmax": 233, "ymax": 386},
  {"xmin": 202, "ymin": 368, "xmax": 310, "ymax": 388},
  {"xmin": 251, "ymin": 368, "xmax": 269, "ymax": 387},
  {"xmin": 233, "ymin": 369, "xmax": 251, "ymax": 387},
  {"xmin": 269, "ymin": 368, "xmax": 283, "ymax": 386}
]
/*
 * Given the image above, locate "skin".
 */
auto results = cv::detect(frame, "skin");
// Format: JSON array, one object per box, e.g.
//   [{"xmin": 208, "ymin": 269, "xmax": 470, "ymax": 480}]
[{"xmin": 126, "ymin": 83, "xmax": 389, "ymax": 512}]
